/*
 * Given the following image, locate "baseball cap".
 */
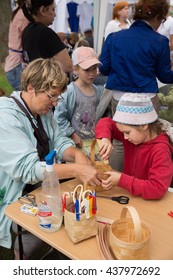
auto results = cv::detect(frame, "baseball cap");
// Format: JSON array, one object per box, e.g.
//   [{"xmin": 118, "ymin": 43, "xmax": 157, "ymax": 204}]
[{"xmin": 72, "ymin": 46, "xmax": 101, "ymax": 69}]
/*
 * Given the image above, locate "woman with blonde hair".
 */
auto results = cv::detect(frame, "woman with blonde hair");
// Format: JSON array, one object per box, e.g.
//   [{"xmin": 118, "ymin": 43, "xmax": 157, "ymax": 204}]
[
  {"xmin": 0, "ymin": 58, "xmax": 101, "ymax": 259},
  {"xmin": 104, "ymin": 1, "xmax": 131, "ymax": 40}
]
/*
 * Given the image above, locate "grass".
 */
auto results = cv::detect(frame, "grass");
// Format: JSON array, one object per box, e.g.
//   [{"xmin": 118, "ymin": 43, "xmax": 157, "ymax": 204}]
[{"xmin": 0, "ymin": 64, "xmax": 13, "ymax": 96}]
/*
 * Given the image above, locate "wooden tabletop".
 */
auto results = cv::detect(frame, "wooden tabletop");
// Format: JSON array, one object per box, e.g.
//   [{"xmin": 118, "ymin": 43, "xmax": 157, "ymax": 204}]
[{"xmin": 5, "ymin": 179, "xmax": 173, "ymax": 260}]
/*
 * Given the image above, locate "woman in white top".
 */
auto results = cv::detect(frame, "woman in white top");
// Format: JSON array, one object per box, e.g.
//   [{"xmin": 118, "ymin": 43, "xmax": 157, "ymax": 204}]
[
  {"xmin": 157, "ymin": 15, "xmax": 173, "ymax": 65},
  {"xmin": 104, "ymin": 1, "xmax": 131, "ymax": 40}
]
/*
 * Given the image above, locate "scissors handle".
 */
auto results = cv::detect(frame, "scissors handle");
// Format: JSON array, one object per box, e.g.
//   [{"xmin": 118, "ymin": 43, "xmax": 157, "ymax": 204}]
[
  {"xmin": 18, "ymin": 194, "xmax": 37, "ymax": 206},
  {"xmin": 112, "ymin": 196, "xmax": 129, "ymax": 204},
  {"xmin": 72, "ymin": 184, "xmax": 83, "ymax": 203}
]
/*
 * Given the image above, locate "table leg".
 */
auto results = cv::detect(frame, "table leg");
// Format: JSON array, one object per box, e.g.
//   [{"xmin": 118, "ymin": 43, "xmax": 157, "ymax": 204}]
[{"xmin": 17, "ymin": 224, "xmax": 23, "ymax": 260}]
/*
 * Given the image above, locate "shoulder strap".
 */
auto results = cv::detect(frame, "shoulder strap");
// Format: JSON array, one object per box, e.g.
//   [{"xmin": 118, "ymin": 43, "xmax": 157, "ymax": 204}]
[
  {"xmin": 11, "ymin": 96, "xmax": 49, "ymax": 161},
  {"xmin": 11, "ymin": 96, "xmax": 36, "ymax": 130}
]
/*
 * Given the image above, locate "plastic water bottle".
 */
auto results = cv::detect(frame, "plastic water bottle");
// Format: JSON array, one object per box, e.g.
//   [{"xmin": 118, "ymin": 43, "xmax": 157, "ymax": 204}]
[{"xmin": 38, "ymin": 150, "xmax": 62, "ymax": 232}]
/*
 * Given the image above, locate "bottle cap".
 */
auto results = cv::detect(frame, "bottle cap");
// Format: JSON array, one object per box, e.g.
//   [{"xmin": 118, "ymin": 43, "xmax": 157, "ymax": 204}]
[
  {"xmin": 45, "ymin": 150, "xmax": 56, "ymax": 172},
  {"xmin": 45, "ymin": 150, "xmax": 56, "ymax": 165}
]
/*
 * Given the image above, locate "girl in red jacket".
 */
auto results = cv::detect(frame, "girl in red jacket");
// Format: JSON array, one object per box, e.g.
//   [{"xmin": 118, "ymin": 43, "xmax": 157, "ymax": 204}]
[{"xmin": 95, "ymin": 93, "xmax": 173, "ymax": 199}]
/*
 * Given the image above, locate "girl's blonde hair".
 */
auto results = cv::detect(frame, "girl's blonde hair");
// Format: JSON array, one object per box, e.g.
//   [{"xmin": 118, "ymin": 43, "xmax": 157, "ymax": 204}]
[
  {"xmin": 132, "ymin": 120, "xmax": 173, "ymax": 144},
  {"xmin": 21, "ymin": 58, "xmax": 68, "ymax": 93}
]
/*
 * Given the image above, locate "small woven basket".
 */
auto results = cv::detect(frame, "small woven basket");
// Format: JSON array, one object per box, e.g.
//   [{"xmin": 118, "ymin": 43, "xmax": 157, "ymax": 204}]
[
  {"xmin": 64, "ymin": 196, "xmax": 98, "ymax": 244},
  {"xmin": 109, "ymin": 206, "xmax": 151, "ymax": 260},
  {"xmin": 85, "ymin": 139, "xmax": 112, "ymax": 192}
]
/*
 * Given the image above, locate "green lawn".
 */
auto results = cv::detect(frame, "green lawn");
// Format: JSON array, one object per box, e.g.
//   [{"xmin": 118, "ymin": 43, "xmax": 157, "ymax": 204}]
[{"xmin": 0, "ymin": 65, "xmax": 13, "ymax": 96}]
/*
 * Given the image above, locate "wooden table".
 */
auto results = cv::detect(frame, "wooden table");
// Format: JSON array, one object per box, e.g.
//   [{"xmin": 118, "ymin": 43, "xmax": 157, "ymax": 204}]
[{"xmin": 5, "ymin": 179, "xmax": 173, "ymax": 260}]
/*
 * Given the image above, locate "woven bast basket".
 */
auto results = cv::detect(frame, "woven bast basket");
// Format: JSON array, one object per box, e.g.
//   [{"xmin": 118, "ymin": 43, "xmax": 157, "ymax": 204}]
[
  {"xmin": 85, "ymin": 139, "xmax": 112, "ymax": 192},
  {"xmin": 109, "ymin": 206, "xmax": 151, "ymax": 260},
  {"xmin": 64, "ymin": 196, "xmax": 98, "ymax": 244}
]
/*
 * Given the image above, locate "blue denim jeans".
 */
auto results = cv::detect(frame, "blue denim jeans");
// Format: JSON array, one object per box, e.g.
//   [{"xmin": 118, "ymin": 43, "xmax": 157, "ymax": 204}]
[{"xmin": 6, "ymin": 64, "xmax": 23, "ymax": 91}]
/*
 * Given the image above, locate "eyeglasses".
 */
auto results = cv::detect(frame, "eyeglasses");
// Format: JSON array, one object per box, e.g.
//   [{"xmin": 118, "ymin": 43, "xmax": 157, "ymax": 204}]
[{"xmin": 45, "ymin": 91, "xmax": 65, "ymax": 102}]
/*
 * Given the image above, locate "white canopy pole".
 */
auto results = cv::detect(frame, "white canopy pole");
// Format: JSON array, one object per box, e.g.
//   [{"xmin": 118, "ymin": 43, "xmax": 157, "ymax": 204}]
[{"xmin": 94, "ymin": 0, "xmax": 108, "ymax": 55}]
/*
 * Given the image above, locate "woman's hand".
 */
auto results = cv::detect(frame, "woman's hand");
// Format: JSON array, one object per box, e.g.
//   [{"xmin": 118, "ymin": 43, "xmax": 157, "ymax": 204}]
[
  {"xmin": 101, "ymin": 170, "xmax": 122, "ymax": 190},
  {"xmin": 98, "ymin": 138, "xmax": 113, "ymax": 160},
  {"xmin": 78, "ymin": 164, "xmax": 102, "ymax": 187},
  {"xmin": 73, "ymin": 148, "xmax": 102, "ymax": 186}
]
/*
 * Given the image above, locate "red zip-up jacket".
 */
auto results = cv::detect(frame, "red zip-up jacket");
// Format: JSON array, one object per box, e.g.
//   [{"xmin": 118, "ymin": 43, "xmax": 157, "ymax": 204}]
[{"xmin": 95, "ymin": 117, "xmax": 173, "ymax": 200}]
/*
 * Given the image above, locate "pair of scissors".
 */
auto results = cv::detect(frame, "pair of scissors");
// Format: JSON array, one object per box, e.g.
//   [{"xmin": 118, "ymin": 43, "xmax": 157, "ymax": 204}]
[
  {"xmin": 96, "ymin": 195, "xmax": 129, "ymax": 204},
  {"xmin": 72, "ymin": 185, "xmax": 92, "ymax": 220},
  {"xmin": 18, "ymin": 194, "xmax": 37, "ymax": 207}
]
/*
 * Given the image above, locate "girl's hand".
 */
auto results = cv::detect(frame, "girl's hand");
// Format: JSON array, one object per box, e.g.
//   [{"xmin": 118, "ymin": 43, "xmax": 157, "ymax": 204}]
[
  {"xmin": 98, "ymin": 138, "xmax": 113, "ymax": 160},
  {"xmin": 71, "ymin": 132, "xmax": 83, "ymax": 148},
  {"xmin": 101, "ymin": 171, "xmax": 122, "ymax": 190}
]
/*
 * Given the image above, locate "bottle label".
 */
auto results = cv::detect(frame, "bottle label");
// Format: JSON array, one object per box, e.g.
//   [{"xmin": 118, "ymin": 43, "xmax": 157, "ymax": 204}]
[
  {"xmin": 39, "ymin": 222, "xmax": 52, "ymax": 229},
  {"xmin": 38, "ymin": 211, "xmax": 52, "ymax": 217},
  {"xmin": 38, "ymin": 203, "xmax": 52, "ymax": 229}
]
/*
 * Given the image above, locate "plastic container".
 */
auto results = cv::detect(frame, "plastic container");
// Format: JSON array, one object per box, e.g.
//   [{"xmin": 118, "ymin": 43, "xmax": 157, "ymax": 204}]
[{"xmin": 38, "ymin": 150, "xmax": 63, "ymax": 232}]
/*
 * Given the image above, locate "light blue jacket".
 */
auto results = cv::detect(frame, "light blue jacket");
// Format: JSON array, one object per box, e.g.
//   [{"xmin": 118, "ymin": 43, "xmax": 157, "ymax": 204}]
[
  {"xmin": 54, "ymin": 82, "xmax": 103, "ymax": 137},
  {"xmin": 0, "ymin": 91, "xmax": 75, "ymax": 248}
]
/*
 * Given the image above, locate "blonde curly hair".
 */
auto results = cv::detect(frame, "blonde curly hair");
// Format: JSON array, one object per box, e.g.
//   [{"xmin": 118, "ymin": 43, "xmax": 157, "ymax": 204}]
[{"xmin": 21, "ymin": 58, "xmax": 68, "ymax": 93}]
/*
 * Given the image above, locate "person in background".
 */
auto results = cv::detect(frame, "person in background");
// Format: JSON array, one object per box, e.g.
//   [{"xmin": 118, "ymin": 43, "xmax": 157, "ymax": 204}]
[
  {"xmin": 63, "ymin": 32, "xmax": 80, "ymax": 58},
  {"xmin": 22, "ymin": 0, "xmax": 72, "ymax": 73},
  {"xmin": 95, "ymin": 93, "xmax": 173, "ymax": 200},
  {"xmin": 104, "ymin": 1, "xmax": 131, "ymax": 40},
  {"xmin": 5, "ymin": 0, "xmax": 29, "ymax": 90},
  {"xmin": 67, "ymin": 32, "xmax": 80, "ymax": 49},
  {"xmin": 54, "ymin": 46, "xmax": 103, "ymax": 157},
  {"xmin": 83, "ymin": 28, "xmax": 94, "ymax": 48},
  {"xmin": 77, "ymin": 39, "xmax": 90, "ymax": 48},
  {"xmin": 0, "ymin": 58, "xmax": 101, "ymax": 259},
  {"xmin": 98, "ymin": 0, "xmax": 173, "ymax": 172},
  {"xmin": 157, "ymin": 15, "xmax": 173, "ymax": 68}
]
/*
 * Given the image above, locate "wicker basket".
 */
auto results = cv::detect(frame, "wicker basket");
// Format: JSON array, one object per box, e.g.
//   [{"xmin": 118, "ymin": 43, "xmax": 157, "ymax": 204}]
[
  {"xmin": 64, "ymin": 197, "xmax": 98, "ymax": 244},
  {"xmin": 109, "ymin": 206, "xmax": 151, "ymax": 260},
  {"xmin": 85, "ymin": 139, "xmax": 112, "ymax": 192}
]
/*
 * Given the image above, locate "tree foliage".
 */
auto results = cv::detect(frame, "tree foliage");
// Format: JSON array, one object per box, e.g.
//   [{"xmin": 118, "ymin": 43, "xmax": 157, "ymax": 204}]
[{"xmin": 0, "ymin": 0, "xmax": 12, "ymax": 63}]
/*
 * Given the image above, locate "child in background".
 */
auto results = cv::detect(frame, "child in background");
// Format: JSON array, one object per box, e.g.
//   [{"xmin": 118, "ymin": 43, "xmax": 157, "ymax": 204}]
[
  {"xmin": 54, "ymin": 46, "xmax": 103, "ymax": 157},
  {"xmin": 95, "ymin": 93, "xmax": 173, "ymax": 200}
]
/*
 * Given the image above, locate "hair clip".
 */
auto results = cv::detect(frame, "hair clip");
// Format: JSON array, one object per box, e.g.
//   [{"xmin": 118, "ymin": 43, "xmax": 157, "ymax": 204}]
[
  {"xmin": 143, "ymin": 3, "xmax": 152, "ymax": 15},
  {"xmin": 138, "ymin": 8, "xmax": 142, "ymax": 14}
]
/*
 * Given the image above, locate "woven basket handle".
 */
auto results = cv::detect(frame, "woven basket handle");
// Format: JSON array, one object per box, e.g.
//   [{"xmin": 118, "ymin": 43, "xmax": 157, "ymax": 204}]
[
  {"xmin": 121, "ymin": 206, "xmax": 142, "ymax": 243},
  {"xmin": 90, "ymin": 139, "xmax": 109, "ymax": 165}
]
